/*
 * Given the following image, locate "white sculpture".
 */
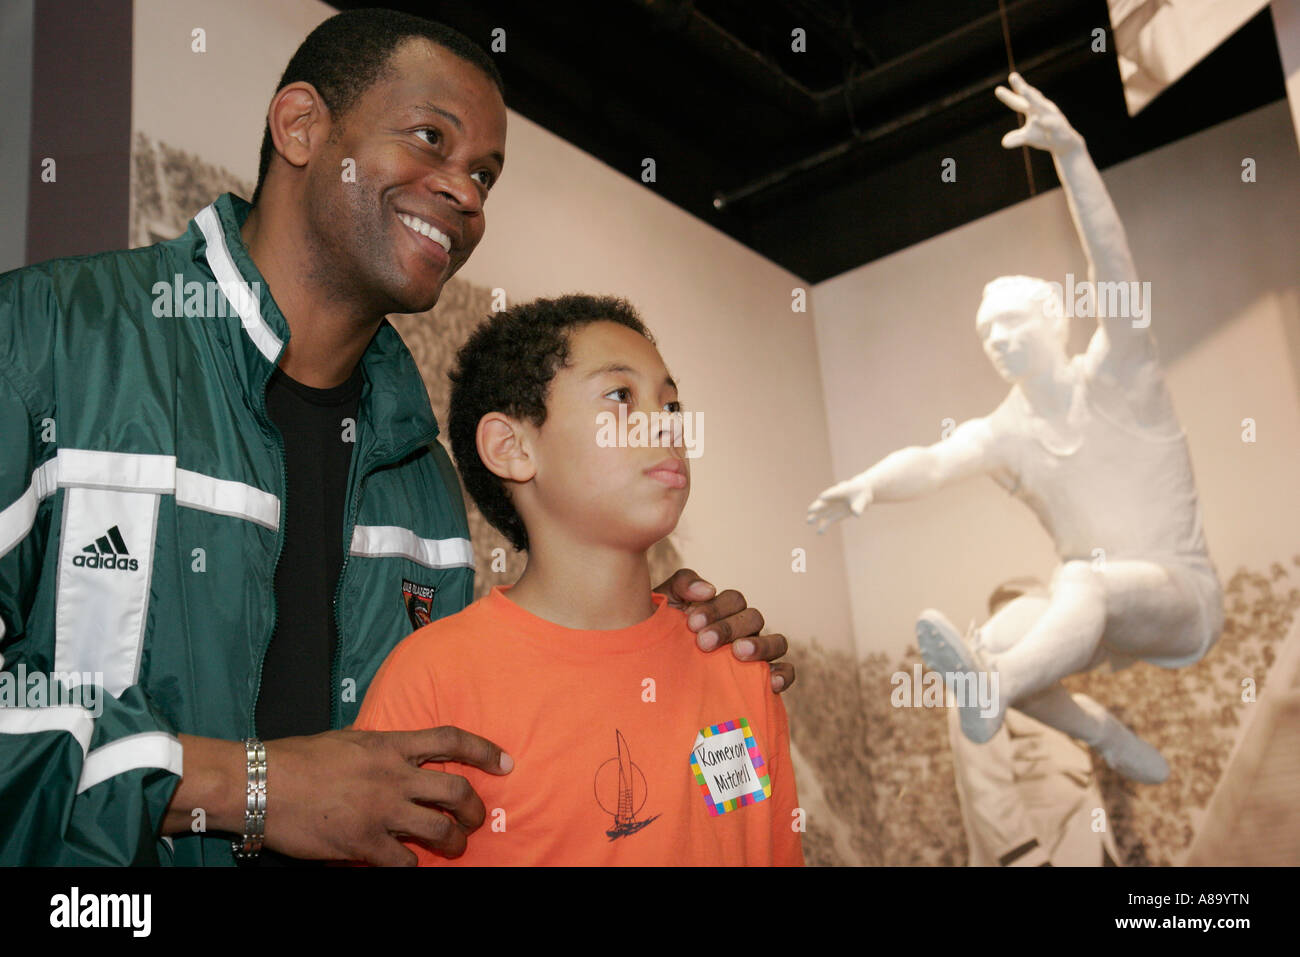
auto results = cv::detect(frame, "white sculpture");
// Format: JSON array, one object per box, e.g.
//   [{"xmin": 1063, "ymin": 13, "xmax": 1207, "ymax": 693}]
[{"xmin": 807, "ymin": 73, "xmax": 1223, "ymax": 784}]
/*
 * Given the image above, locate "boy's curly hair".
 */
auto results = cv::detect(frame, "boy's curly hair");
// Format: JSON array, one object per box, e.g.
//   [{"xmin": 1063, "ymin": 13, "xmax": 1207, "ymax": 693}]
[{"xmin": 448, "ymin": 294, "xmax": 653, "ymax": 552}]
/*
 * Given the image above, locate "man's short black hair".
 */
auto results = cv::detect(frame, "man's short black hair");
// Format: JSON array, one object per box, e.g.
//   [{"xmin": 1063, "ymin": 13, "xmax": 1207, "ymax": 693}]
[
  {"xmin": 251, "ymin": 9, "xmax": 504, "ymax": 206},
  {"xmin": 448, "ymin": 295, "xmax": 655, "ymax": 553}
]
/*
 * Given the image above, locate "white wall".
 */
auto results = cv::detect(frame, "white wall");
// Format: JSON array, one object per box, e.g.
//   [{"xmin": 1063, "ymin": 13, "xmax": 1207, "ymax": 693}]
[
  {"xmin": 132, "ymin": 0, "xmax": 856, "ymax": 653},
  {"xmin": 813, "ymin": 100, "xmax": 1300, "ymax": 660}
]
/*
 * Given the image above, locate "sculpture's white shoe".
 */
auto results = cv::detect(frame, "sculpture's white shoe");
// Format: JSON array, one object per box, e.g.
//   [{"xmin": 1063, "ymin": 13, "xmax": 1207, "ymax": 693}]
[
  {"xmin": 1095, "ymin": 717, "xmax": 1170, "ymax": 784},
  {"xmin": 916, "ymin": 608, "xmax": 1005, "ymax": 744}
]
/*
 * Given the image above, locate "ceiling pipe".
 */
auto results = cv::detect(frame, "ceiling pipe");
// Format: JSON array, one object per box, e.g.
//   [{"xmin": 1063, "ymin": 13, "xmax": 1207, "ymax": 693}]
[
  {"xmin": 711, "ymin": 39, "xmax": 1091, "ymax": 210},
  {"xmin": 632, "ymin": 0, "xmax": 1060, "ymax": 125},
  {"xmin": 635, "ymin": 0, "xmax": 819, "ymax": 115}
]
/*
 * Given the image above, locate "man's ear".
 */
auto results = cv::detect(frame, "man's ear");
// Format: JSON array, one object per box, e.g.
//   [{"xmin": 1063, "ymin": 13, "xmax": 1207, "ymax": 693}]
[
  {"xmin": 266, "ymin": 82, "xmax": 332, "ymax": 174},
  {"xmin": 477, "ymin": 413, "xmax": 536, "ymax": 484}
]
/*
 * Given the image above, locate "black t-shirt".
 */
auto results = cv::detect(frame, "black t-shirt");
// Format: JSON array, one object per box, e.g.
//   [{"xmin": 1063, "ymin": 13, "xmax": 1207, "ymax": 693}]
[
  {"xmin": 255, "ymin": 364, "xmax": 363, "ymax": 741},
  {"xmin": 249, "ymin": 364, "xmax": 362, "ymax": 868}
]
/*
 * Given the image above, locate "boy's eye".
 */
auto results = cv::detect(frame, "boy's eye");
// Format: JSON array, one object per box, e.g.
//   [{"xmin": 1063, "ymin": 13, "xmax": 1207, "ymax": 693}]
[
  {"xmin": 471, "ymin": 169, "xmax": 495, "ymax": 190},
  {"xmin": 604, "ymin": 387, "xmax": 631, "ymax": 403},
  {"xmin": 665, "ymin": 400, "xmax": 682, "ymax": 414}
]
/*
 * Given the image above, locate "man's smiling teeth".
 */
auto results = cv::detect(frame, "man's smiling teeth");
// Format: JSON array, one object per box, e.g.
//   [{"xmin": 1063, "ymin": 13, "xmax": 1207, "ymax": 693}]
[{"xmin": 397, "ymin": 213, "xmax": 452, "ymax": 253}]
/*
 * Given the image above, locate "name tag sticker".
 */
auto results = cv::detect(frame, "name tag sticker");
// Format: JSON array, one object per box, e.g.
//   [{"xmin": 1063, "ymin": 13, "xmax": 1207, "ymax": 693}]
[{"xmin": 690, "ymin": 718, "xmax": 772, "ymax": 816}]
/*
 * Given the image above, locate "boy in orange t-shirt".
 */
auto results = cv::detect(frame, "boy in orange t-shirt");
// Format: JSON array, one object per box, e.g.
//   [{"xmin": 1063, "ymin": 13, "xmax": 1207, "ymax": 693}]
[{"xmin": 354, "ymin": 294, "xmax": 802, "ymax": 865}]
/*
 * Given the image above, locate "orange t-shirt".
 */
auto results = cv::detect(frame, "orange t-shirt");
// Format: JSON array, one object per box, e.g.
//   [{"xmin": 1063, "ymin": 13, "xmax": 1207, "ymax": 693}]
[{"xmin": 354, "ymin": 584, "xmax": 804, "ymax": 866}]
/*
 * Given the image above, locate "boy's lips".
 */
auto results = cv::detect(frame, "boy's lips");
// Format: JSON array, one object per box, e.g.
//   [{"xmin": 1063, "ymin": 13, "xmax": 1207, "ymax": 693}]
[{"xmin": 645, "ymin": 457, "xmax": 687, "ymax": 489}]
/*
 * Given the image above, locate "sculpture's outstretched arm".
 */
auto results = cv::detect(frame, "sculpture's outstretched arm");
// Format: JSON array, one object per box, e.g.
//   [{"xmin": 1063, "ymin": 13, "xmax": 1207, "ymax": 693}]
[{"xmin": 807, "ymin": 418, "xmax": 997, "ymax": 533}]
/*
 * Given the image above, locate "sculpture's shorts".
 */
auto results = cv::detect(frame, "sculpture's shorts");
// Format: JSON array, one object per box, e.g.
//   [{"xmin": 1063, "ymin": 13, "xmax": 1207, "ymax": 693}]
[{"xmin": 1074, "ymin": 553, "xmax": 1224, "ymax": 673}]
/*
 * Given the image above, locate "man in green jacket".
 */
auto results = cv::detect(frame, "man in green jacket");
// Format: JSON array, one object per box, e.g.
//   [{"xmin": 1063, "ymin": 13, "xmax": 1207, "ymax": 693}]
[{"xmin": 0, "ymin": 10, "xmax": 791, "ymax": 866}]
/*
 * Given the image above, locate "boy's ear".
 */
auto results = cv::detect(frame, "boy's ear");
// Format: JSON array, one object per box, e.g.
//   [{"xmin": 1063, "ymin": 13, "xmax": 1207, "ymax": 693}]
[{"xmin": 476, "ymin": 413, "xmax": 536, "ymax": 483}]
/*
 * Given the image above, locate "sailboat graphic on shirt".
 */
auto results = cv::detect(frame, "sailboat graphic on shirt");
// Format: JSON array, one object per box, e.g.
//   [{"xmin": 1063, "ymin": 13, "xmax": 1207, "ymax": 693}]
[{"xmin": 593, "ymin": 729, "xmax": 660, "ymax": 841}]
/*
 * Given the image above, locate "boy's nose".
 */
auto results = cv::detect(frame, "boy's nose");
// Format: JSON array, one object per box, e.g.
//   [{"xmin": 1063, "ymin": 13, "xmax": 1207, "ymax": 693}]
[{"xmin": 659, "ymin": 411, "xmax": 685, "ymax": 447}]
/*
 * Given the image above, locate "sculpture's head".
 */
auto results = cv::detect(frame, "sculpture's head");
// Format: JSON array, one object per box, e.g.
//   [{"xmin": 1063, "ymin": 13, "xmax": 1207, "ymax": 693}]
[{"xmin": 975, "ymin": 276, "xmax": 1068, "ymax": 384}]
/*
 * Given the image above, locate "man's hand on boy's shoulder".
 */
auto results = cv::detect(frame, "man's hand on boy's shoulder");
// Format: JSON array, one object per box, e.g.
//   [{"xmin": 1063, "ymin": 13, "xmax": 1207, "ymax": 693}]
[{"xmin": 653, "ymin": 568, "xmax": 794, "ymax": 694}]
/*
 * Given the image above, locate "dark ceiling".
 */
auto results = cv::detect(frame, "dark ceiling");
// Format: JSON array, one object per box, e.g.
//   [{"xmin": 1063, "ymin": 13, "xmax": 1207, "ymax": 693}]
[{"xmin": 331, "ymin": 0, "xmax": 1289, "ymax": 283}]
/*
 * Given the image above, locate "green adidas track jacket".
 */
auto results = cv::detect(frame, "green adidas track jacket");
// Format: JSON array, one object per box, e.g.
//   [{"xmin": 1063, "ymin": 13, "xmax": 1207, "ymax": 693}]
[{"xmin": 0, "ymin": 192, "xmax": 476, "ymax": 865}]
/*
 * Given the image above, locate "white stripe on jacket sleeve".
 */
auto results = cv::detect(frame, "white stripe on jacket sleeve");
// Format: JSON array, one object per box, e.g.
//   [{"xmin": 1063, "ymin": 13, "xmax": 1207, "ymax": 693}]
[{"xmin": 77, "ymin": 731, "xmax": 184, "ymax": 794}]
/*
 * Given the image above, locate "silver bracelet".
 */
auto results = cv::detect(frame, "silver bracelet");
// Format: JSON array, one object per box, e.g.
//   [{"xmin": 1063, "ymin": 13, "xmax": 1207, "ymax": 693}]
[{"xmin": 231, "ymin": 737, "xmax": 267, "ymax": 861}]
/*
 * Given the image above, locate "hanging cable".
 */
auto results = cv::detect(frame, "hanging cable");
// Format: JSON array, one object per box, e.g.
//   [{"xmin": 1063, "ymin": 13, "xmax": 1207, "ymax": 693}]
[{"xmin": 998, "ymin": 0, "xmax": 1036, "ymax": 195}]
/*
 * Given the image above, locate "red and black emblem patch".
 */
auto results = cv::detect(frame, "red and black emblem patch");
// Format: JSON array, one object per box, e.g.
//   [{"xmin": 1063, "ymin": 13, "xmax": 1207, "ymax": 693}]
[{"xmin": 402, "ymin": 579, "xmax": 437, "ymax": 629}]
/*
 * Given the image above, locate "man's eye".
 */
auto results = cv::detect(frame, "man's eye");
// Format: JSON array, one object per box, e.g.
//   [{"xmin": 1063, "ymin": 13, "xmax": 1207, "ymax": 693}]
[
  {"xmin": 414, "ymin": 128, "xmax": 441, "ymax": 147},
  {"xmin": 472, "ymin": 170, "xmax": 495, "ymax": 190},
  {"xmin": 604, "ymin": 387, "xmax": 631, "ymax": 403}
]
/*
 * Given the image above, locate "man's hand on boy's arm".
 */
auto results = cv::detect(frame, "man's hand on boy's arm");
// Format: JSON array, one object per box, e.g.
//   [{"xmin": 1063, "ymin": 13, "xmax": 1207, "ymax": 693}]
[
  {"xmin": 265, "ymin": 727, "xmax": 513, "ymax": 866},
  {"xmin": 166, "ymin": 726, "xmax": 512, "ymax": 866},
  {"xmin": 653, "ymin": 568, "xmax": 795, "ymax": 694}
]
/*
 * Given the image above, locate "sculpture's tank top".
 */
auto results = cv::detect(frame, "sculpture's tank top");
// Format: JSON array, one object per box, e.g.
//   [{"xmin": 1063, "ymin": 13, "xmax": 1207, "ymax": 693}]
[{"xmin": 990, "ymin": 356, "xmax": 1208, "ymax": 563}]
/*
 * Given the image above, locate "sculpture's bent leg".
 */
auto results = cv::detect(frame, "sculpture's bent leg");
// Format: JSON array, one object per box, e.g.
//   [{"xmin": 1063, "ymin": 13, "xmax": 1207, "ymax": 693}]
[{"xmin": 988, "ymin": 560, "xmax": 1107, "ymax": 706}]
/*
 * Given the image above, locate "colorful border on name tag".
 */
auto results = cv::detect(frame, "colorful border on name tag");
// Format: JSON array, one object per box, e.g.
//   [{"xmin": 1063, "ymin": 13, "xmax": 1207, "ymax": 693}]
[{"xmin": 690, "ymin": 717, "xmax": 772, "ymax": 817}]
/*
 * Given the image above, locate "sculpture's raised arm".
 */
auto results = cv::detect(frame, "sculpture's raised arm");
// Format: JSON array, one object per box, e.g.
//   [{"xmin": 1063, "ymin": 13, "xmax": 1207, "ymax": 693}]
[
  {"xmin": 997, "ymin": 72, "xmax": 1139, "ymax": 288},
  {"xmin": 997, "ymin": 73, "xmax": 1154, "ymax": 368}
]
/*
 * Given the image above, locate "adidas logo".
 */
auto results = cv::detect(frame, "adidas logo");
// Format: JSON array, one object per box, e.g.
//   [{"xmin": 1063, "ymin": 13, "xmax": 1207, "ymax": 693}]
[{"xmin": 72, "ymin": 525, "xmax": 139, "ymax": 571}]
